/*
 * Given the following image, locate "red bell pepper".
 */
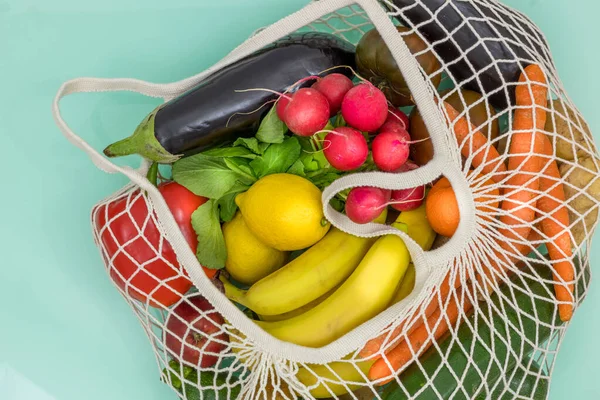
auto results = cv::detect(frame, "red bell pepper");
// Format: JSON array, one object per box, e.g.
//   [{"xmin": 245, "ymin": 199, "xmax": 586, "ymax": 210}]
[{"xmin": 93, "ymin": 182, "xmax": 216, "ymax": 308}]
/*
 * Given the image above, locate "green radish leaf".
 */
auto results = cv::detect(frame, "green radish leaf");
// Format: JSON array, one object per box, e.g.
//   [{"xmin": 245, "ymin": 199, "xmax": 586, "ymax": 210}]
[
  {"xmin": 329, "ymin": 197, "xmax": 345, "ymax": 212},
  {"xmin": 259, "ymin": 142, "xmax": 271, "ymax": 153},
  {"xmin": 321, "ymin": 121, "xmax": 335, "ymax": 133},
  {"xmin": 202, "ymin": 146, "xmax": 257, "ymax": 159},
  {"xmin": 217, "ymin": 183, "xmax": 248, "ymax": 222},
  {"xmin": 191, "ymin": 200, "xmax": 226, "ymax": 269},
  {"xmin": 309, "ymin": 171, "xmax": 343, "ymax": 190},
  {"xmin": 249, "ymin": 136, "xmax": 301, "ymax": 178},
  {"xmin": 300, "ymin": 153, "xmax": 320, "ymax": 172},
  {"xmin": 311, "ymin": 149, "xmax": 330, "ymax": 170},
  {"xmin": 256, "ymin": 106, "xmax": 287, "ymax": 144},
  {"xmin": 334, "ymin": 113, "xmax": 346, "ymax": 127},
  {"xmin": 297, "ymin": 136, "xmax": 329, "ymax": 171},
  {"xmin": 233, "ymin": 137, "xmax": 263, "ymax": 155},
  {"xmin": 287, "ymin": 159, "xmax": 306, "ymax": 177},
  {"xmin": 173, "ymin": 155, "xmax": 247, "ymax": 199},
  {"xmin": 223, "ymin": 158, "xmax": 256, "ymax": 185}
]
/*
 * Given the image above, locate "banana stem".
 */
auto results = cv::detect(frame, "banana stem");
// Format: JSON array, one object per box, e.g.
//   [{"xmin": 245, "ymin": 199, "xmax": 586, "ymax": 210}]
[{"xmin": 219, "ymin": 275, "xmax": 250, "ymax": 308}]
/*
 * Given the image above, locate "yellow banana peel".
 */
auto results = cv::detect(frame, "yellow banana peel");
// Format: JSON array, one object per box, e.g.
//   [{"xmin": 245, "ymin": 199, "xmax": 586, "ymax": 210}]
[
  {"xmin": 255, "ymin": 235, "xmax": 411, "ymax": 348},
  {"xmin": 296, "ymin": 357, "xmax": 375, "ymax": 398},
  {"xmin": 221, "ymin": 227, "xmax": 377, "ymax": 316},
  {"xmin": 392, "ymin": 203, "xmax": 436, "ymax": 251}
]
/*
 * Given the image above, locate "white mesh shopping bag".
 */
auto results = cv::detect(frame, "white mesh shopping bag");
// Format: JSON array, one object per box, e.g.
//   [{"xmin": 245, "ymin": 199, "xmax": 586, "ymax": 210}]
[{"xmin": 53, "ymin": 0, "xmax": 599, "ymax": 399}]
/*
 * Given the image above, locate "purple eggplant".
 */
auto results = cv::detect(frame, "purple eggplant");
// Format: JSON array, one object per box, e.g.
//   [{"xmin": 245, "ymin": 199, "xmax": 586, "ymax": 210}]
[
  {"xmin": 387, "ymin": 0, "xmax": 551, "ymax": 110},
  {"xmin": 104, "ymin": 32, "xmax": 355, "ymax": 163}
]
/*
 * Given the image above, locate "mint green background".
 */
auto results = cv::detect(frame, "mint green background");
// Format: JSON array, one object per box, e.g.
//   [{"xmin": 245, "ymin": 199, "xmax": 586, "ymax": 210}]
[{"xmin": 1, "ymin": 0, "xmax": 598, "ymax": 399}]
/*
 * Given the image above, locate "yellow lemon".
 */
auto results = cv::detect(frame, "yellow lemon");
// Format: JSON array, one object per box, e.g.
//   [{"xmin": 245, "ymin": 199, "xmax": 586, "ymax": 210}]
[
  {"xmin": 235, "ymin": 173, "xmax": 330, "ymax": 251},
  {"xmin": 223, "ymin": 212, "xmax": 288, "ymax": 285}
]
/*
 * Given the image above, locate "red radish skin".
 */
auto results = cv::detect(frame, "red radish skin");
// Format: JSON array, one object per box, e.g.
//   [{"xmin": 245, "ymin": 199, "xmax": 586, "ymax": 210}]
[
  {"xmin": 390, "ymin": 186, "xmax": 426, "ymax": 212},
  {"xmin": 311, "ymin": 73, "xmax": 354, "ymax": 116},
  {"xmin": 341, "ymin": 83, "xmax": 388, "ymax": 132},
  {"xmin": 378, "ymin": 120, "xmax": 407, "ymax": 135},
  {"xmin": 345, "ymin": 187, "xmax": 391, "ymax": 224},
  {"xmin": 323, "ymin": 127, "xmax": 369, "ymax": 171},
  {"xmin": 387, "ymin": 106, "xmax": 410, "ymax": 130},
  {"xmin": 372, "ymin": 129, "xmax": 412, "ymax": 172},
  {"xmin": 283, "ymin": 88, "xmax": 331, "ymax": 136},
  {"xmin": 396, "ymin": 160, "xmax": 419, "ymax": 173},
  {"xmin": 276, "ymin": 96, "xmax": 290, "ymax": 121}
]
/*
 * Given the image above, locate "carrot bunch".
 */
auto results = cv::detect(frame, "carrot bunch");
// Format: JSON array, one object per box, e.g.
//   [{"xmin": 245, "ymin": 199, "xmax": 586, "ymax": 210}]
[{"xmin": 366, "ymin": 64, "xmax": 576, "ymax": 384}]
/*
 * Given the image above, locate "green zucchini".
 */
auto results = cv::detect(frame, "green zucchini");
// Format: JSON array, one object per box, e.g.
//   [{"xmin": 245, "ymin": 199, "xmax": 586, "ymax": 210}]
[
  {"xmin": 381, "ymin": 259, "xmax": 587, "ymax": 399},
  {"xmin": 161, "ymin": 360, "xmax": 242, "ymax": 400},
  {"xmin": 487, "ymin": 361, "xmax": 548, "ymax": 400}
]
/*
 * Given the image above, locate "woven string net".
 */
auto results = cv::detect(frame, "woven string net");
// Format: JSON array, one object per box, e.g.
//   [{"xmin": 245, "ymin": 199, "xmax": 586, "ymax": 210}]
[{"xmin": 89, "ymin": 1, "xmax": 598, "ymax": 399}]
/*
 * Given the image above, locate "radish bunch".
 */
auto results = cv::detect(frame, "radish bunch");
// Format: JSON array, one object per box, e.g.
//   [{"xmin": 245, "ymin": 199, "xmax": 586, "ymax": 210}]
[{"xmin": 273, "ymin": 71, "xmax": 426, "ymax": 224}]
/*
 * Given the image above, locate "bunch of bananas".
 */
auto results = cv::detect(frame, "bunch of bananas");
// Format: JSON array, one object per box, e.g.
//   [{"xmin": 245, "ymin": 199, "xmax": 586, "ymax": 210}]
[{"xmin": 221, "ymin": 205, "xmax": 436, "ymax": 398}]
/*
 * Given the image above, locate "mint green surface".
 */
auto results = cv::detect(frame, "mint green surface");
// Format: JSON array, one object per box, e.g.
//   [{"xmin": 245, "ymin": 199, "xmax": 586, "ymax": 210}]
[{"xmin": 0, "ymin": 0, "xmax": 598, "ymax": 399}]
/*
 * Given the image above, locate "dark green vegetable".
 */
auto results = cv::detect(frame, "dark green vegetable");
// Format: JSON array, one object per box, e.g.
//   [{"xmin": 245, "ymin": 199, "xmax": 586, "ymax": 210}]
[
  {"xmin": 381, "ymin": 259, "xmax": 587, "ymax": 399},
  {"xmin": 488, "ymin": 361, "xmax": 548, "ymax": 400},
  {"xmin": 103, "ymin": 32, "xmax": 355, "ymax": 163},
  {"xmin": 162, "ymin": 360, "xmax": 242, "ymax": 400},
  {"xmin": 386, "ymin": 0, "xmax": 550, "ymax": 110},
  {"xmin": 355, "ymin": 25, "xmax": 441, "ymax": 107}
]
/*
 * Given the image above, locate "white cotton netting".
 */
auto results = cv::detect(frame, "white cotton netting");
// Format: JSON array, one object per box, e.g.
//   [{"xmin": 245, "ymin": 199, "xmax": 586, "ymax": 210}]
[{"xmin": 84, "ymin": 1, "xmax": 598, "ymax": 399}]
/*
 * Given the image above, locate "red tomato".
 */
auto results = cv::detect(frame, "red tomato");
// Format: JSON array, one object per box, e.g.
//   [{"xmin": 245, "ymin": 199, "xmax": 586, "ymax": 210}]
[{"xmin": 93, "ymin": 182, "xmax": 214, "ymax": 308}]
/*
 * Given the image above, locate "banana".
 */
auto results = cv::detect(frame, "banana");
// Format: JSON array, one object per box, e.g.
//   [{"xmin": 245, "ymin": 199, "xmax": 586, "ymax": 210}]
[
  {"xmin": 257, "ymin": 284, "xmax": 340, "ymax": 322},
  {"xmin": 391, "ymin": 262, "xmax": 416, "ymax": 304},
  {"xmin": 388, "ymin": 204, "xmax": 434, "ymax": 304},
  {"xmin": 255, "ymin": 234, "xmax": 411, "ymax": 347},
  {"xmin": 296, "ymin": 357, "xmax": 374, "ymax": 398},
  {"xmin": 392, "ymin": 203, "xmax": 436, "ymax": 251},
  {"xmin": 221, "ymin": 227, "xmax": 377, "ymax": 316}
]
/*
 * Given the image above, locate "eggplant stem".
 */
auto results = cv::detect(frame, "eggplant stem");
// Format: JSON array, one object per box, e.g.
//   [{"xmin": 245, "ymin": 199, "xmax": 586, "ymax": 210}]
[{"xmin": 103, "ymin": 108, "xmax": 181, "ymax": 164}]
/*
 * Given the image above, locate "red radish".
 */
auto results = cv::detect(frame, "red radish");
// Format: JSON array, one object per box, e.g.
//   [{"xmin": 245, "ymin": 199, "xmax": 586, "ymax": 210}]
[
  {"xmin": 283, "ymin": 88, "xmax": 331, "ymax": 136},
  {"xmin": 390, "ymin": 185, "xmax": 425, "ymax": 212},
  {"xmin": 372, "ymin": 129, "xmax": 412, "ymax": 172},
  {"xmin": 323, "ymin": 127, "xmax": 369, "ymax": 171},
  {"xmin": 378, "ymin": 120, "xmax": 406, "ymax": 135},
  {"xmin": 276, "ymin": 96, "xmax": 291, "ymax": 121},
  {"xmin": 311, "ymin": 73, "xmax": 354, "ymax": 115},
  {"xmin": 396, "ymin": 159, "xmax": 419, "ymax": 172},
  {"xmin": 345, "ymin": 187, "xmax": 391, "ymax": 224},
  {"xmin": 341, "ymin": 83, "xmax": 388, "ymax": 132},
  {"xmin": 387, "ymin": 106, "xmax": 410, "ymax": 130}
]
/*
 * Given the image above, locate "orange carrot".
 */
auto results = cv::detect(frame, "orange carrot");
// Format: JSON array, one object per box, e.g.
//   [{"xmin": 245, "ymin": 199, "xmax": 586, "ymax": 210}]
[
  {"xmin": 539, "ymin": 134, "xmax": 575, "ymax": 321},
  {"xmin": 365, "ymin": 65, "xmax": 551, "ymax": 382},
  {"xmin": 480, "ymin": 64, "xmax": 548, "ymax": 290},
  {"xmin": 367, "ymin": 228, "xmax": 542, "ymax": 384},
  {"xmin": 369, "ymin": 290, "xmax": 474, "ymax": 384},
  {"xmin": 499, "ymin": 64, "xmax": 547, "ymax": 246},
  {"xmin": 443, "ymin": 102, "xmax": 506, "ymax": 183}
]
